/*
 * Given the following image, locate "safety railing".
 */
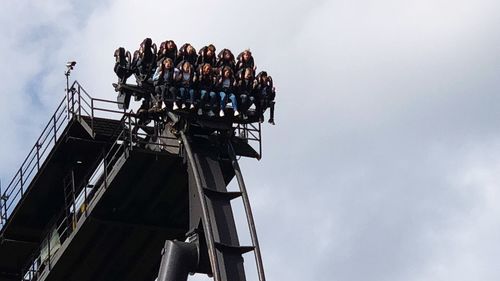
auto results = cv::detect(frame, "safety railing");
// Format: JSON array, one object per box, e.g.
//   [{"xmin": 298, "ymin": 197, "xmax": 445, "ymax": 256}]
[
  {"xmin": 0, "ymin": 97, "xmax": 68, "ymax": 231},
  {"xmin": 67, "ymin": 81, "xmax": 126, "ymax": 132},
  {"xmin": 234, "ymin": 122, "xmax": 262, "ymax": 159},
  {"xmin": 0, "ymin": 81, "xmax": 129, "ymax": 232}
]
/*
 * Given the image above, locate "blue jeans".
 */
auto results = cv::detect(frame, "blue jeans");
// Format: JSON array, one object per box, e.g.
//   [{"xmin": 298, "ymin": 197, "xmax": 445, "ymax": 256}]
[
  {"xmin": 200, "ymin": 90, "xmax": 216, "ymax": 108},
  {"xmin": 220, "ymin": 92, "xmax": 238, "ymax": 111},
  {"xmin": 179, "ymin": 88, "xmax": 194, "ymax": 103}
]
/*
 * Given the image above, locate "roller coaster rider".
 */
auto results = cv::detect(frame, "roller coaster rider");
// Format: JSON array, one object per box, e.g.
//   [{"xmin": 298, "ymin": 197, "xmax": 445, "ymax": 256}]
[
  {"xmin": 236, "ymin": 49, "xmax": 255, "ymax": 73},
  {"xmin": 216, "ymin": 49, "xmax": 236, "ymax": 71},
  {"xmin": 235, "ymin": 67, "xmax": 256, "ymax": 118},
  {"xmin": 216, "ymin": 66, "xmax": 239, "ymax": 117},
  {"xmin": 195, "ymin": 63, "xmax": 218, "ymax": 117},
  {"xmin": 157, "ymin": 40, "xmax": 178, "ymax": 66},
  {"xmin": 176, "ymin": 60, "xmax": 196, "ymax": 110},
  {"xmin": 153, "ymin": 58, "xmax": 180, "ymax": 110},
  {"xmin": 197, "ymin": 44, "xmax": 217, "ymax": 67},
  {"xmin": 177, "ymin": 43, "xmax": 198, "ymax": 66},
  {"xmin": 254, "ymin": 71, "xmax": 276, "ymax": 125}
]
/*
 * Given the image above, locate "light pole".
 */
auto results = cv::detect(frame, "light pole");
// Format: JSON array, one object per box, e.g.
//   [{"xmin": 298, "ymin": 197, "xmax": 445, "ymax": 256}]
[
  {"xmin": 65, "ymin": 61, "xmax": 76, "ymax": 118},
  {"xmin": 65, "ymin": 61, "xmax": 76, "ymax": 95}
]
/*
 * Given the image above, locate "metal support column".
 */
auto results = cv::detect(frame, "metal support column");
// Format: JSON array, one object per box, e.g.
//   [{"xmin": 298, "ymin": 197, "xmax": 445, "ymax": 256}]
[{"xmin": 157, "ymin": 240, "xmax": 199, "ymax": 281}]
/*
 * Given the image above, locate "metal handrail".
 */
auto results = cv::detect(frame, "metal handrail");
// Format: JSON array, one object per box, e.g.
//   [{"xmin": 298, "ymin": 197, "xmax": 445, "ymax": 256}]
[
  {"xmin": 1, "ymin": 97, "xmax": 68, "ymax": 229},
  {"xmin": 0, "ymin": 80, "xmax": 128, "ymax": 231},
  {"xmin": 234, "ymin": 122, "xmax": 262, "ymax": 158},
  {"xmin": 21, "ymin": 127, "xmax": 128, "ymax": 281}
]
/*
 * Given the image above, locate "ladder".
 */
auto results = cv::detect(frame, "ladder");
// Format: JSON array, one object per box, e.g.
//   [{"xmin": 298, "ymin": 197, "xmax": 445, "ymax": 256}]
[
  {"xmin": 62, "ymin": 171, "xmax": 77, "ymax": 235},
  {"xmin": 180, "ymin": 131, "xmax": 266, "ymax": 281}
]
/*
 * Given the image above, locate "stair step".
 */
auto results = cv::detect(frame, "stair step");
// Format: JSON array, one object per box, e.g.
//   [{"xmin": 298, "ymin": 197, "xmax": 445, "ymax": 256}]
[
  {"xmin": 214, "ymin": 242, "xmax": 255, "ymax": 255},
  {"xmin": 202, "ymin": 188, "xmax": 242, "ymax": 201}
]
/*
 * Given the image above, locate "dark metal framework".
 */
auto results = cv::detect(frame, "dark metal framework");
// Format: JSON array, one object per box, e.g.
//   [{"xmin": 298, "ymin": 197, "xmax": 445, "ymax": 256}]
[
  {"xmin": 235, "ymin": 123, "xmax": 262, "ymax": 159},
  {"xmin": 227, "ymin": 143, "xmax": 266, "ymax": 281},
  {"xmin": 175, "ymin": 133, "xmax": 267, "ymax": 281},
  {"xmin": 1, "ymin": 81, "xmax": 266, "ymax": 281}
]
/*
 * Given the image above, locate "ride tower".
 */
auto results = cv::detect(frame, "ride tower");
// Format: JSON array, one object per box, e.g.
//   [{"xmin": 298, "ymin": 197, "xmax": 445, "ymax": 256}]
[{"xmin": 0, "ymin": 56, "xmax": 271, "ymax": 280}]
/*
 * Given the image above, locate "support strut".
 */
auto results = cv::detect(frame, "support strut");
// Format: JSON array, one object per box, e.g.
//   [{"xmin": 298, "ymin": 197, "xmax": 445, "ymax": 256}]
[{"xmin": 157, "ymin": 240, "xmax": 199, "ymax": 281}]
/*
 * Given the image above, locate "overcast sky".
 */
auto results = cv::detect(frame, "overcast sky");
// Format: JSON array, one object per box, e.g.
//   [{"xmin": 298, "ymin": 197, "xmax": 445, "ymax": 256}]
[{"xmin": 1, "ymin": 0, "xmax": 500, "ymax": 280}]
